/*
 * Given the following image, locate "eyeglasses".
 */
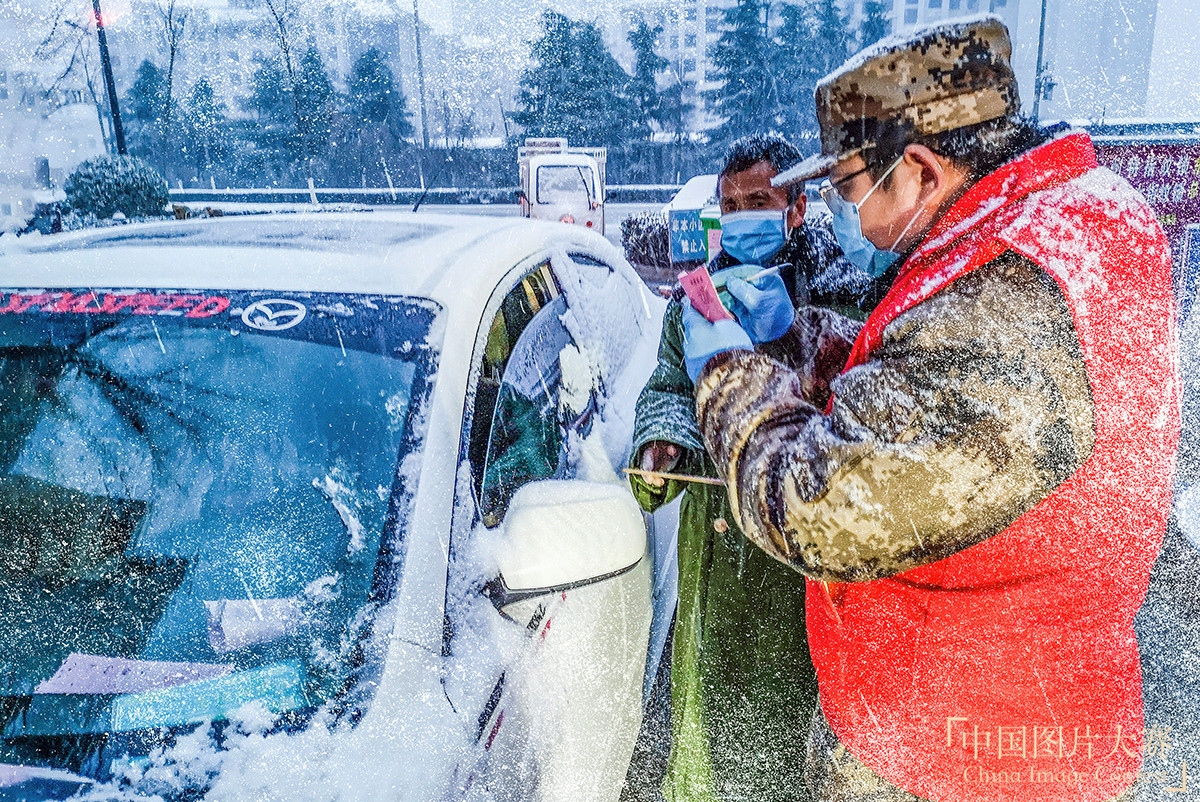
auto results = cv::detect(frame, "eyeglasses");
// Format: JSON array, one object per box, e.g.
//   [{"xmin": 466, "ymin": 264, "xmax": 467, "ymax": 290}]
[{"xmin": 818, "ymin": 166, "xmax": 871, "ymax": 208}]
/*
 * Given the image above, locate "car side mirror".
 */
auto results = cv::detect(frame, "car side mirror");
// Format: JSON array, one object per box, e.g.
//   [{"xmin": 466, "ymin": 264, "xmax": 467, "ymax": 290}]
[{"xmin": 484, "ymin": 480, "xmax": 646, "ymax": 611}]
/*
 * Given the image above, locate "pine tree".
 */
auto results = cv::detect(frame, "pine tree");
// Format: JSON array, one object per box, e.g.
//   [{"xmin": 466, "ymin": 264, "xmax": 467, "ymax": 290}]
[
  {"xmin": 125, "ymin": 60, "xmax": 168, "ymax": 161},
  {"xmin": 244, "ymin": 59, "xmax": 296, "ymax": 181},
  {"xmin": 859, "ymin": 0, "xmax": 891, "ymax": 48},
  {"xmin": 706, "ymin": 0, "xmax": 781, "ymax": 149},
  {"xmin": 183, "ymin": 78, "xmax": 229, "ymax": 181},
  {"xmin": 659, "ymin": 78, "xmax": 696, "ymax": 145},
  {"xmin": 246, "ymin": 59, "xmax": 292, "ymax": 122},
  {"xmin": 294, "ymin": 47, "xmax": 335, "ymax": 169},
  {"xmin": 627, "ymin": 18, "xmax": 667, "ymax": 141},
  {"xmin": 809, "ymin": 0, "xmax": 851, "ymax": 77},
  {"xmin": 774, "ymin": 4, "xmax": 815, "ymax": 145},
  {"xmin": 511, "ymin": 11, "xmax": 634, "ymax": 148},
  {"xmin": 348, "ymin": 47, "xmax": 414, "ymax": 142}
]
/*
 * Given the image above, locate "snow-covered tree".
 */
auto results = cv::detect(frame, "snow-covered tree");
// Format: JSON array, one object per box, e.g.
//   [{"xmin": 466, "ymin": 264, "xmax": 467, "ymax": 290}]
[
  {"xmin": 294, "ymin": 46, "xmax": 335, "ymax": 170},
  {"xmin": 65, "ymin": 156, "xmax": 169, "ymax": 219},
  {"xmin": 859, "ymin": 0, "xmax": 891, "ymax": 49},
  {"xmin": 125, "ymin": 59, "xmax": 168, "ymax": 160},
  {"xmin": 706, "ymin": 0, "xmax": 781, "ymax": 149},
  {"xmin": 511, "ymin": 11, "xmax": 635, "ymax": 149},
  {"xmin": 348, "ymin": 47, "xmax": 413, "ymax": 143},
  {"xmin": 773, "ymin": 3, "xmax": 825, "ymax": 147},
  {"xmin": 243, "ymin": 59, "xmax": 297, "ymax": 181},
  {"xmin": 809, "ymin": 0, "xmax": 851, "ymax": 76},
  {"xmin": 183, "ymin": 79, "xmax": 229, "ymax": 182},
  {"xmin": 627, "ymin": 18, "xmax": 667, "ymax": 141}
]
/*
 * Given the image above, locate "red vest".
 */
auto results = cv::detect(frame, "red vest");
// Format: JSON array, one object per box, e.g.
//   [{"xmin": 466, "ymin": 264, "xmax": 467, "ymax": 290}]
[{"xmin": 809, "ymin": 133, "xmax": 1179, "ymax": 802}]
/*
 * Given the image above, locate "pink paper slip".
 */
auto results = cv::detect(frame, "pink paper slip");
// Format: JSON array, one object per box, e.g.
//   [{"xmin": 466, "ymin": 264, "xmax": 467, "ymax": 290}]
[{"xmin": 678, "ymin": 266, "xmax": 734, "ymax": 322}]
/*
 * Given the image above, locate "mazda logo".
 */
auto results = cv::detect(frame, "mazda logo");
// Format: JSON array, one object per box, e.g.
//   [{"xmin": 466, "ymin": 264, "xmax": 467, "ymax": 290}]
[{"xmin": 241, "ymin": 299, "xmax": 308, "ymax": 331}]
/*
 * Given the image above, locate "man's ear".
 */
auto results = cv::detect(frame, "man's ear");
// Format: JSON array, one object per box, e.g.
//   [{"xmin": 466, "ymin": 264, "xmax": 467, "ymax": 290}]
[
  {"xmin": 903, "ymin": 144, "xmax": 947, "ymax": 200},
  {"xmin": 787, "ymin": 192, "xmax": 807, "ymax": 229},
  {"xmin": 903, "ymin": 143, "xmax": 968, "ymax": 206}
]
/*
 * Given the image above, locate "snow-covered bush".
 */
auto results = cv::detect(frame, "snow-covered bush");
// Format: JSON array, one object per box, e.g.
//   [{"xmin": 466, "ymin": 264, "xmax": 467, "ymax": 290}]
[
  {"xmin": 65, "ymin": 155, "xmax": 170, "ymax": 219},
  {"xmin": 620, "ymin": 211, "xmax": 671, "ymax": 268}
]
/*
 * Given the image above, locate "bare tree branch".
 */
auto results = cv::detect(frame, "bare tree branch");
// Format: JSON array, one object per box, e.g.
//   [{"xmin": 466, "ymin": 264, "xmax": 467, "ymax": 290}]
[{"xmin": 155, "ymin": 0, "xmax": 189, "ymax": 151}]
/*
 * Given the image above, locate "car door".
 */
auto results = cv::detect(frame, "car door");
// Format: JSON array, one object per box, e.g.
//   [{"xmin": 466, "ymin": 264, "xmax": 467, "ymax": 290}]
[{"xmin": 443, "ymin": 251, "xmax": 653, "ymax": 802}]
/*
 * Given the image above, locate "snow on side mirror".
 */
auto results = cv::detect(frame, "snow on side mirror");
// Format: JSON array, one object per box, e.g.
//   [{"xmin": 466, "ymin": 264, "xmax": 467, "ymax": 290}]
[{"xmin": 485, "ymin": 480, "xmax": 646, "ymax": 611}]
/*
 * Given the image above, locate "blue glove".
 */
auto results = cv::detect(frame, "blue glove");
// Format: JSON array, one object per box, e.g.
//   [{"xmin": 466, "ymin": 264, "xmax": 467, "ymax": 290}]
[
  {"xmin": 723, "ymin": 272, "xmax": 795, "ymax": 343},
  {"xmin": 681, "ymin": 300, "xmax": 753, "ymax": 384}
]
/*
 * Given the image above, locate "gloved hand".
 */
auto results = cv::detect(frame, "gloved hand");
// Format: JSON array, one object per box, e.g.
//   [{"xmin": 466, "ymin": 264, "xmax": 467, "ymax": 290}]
[
  {"xmin": 681, "ymin": 299, "xmax": 753, "ymax": 384},
  {"xmin": 638, "ymin": 441, "xmax": 681, "ymax": 487},
  {"xmin": 723, "ymin": 272, "xmax": 795, "ymax": 343}
]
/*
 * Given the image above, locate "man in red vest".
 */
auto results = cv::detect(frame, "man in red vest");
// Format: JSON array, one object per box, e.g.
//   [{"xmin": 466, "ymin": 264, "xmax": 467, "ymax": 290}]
[{"xmin": 679, "ymin": 17, "xmax": 1179, "ymax": 802}]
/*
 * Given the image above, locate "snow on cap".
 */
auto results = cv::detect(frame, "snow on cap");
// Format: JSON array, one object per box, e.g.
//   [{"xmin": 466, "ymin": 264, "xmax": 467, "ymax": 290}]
[{"xmin": 773, "ymin": 16, "xmax": 1019, "ymax": 187}]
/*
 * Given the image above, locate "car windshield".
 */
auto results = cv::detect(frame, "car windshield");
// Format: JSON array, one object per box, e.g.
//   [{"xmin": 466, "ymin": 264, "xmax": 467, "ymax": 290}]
[
  {"xmin": 0, "ymin": 288, "xmax": 437, "ymax": 777},
  {"xmin": 536, "ymin": 165, "xmax": 594, "ymax": 206}
]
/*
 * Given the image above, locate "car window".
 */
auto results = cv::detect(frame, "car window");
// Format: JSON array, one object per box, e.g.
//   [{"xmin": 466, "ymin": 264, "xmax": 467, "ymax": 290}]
[
  {"xmin": 535, "ymin": 165, "xmax": 595, "ymax": 206},
  {"xmin": 470, "ymin": 261, "xmax": 598, "ymax": 527}
]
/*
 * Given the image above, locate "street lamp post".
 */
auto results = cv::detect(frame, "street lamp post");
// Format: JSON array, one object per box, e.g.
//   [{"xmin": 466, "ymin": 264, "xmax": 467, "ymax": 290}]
[
  {"xmin": 92, "ymin": 0, "xmax": 127, "ymax": 155},
  {"xmin": 413, "ymin": 0, "xmax": 430, "ymax": 150},
  {"xmin": 1031, "ymin": 0, "xmax": 1049, "ymax": 122}
]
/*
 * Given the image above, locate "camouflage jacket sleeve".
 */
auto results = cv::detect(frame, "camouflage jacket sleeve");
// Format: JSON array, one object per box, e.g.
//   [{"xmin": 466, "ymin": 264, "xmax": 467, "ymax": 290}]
[
  {"xmin": 694, "ymin": 252, "xmax": 1096, "ymax": 582},
  {"xmin": 758, "ymin": 305, "xmax": 863, "ymax": 411}
]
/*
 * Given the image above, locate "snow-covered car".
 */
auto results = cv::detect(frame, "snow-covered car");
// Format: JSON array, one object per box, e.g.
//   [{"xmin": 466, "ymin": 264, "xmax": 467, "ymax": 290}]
[{"xmin": 0, "ymin": 212, "xmax": 666, "ymax": 801}]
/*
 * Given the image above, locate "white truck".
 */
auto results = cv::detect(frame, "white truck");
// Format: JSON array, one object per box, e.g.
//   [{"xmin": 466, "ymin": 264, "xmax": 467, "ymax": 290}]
[{"xmin": 518, "ymin": 138, "xmax": 607, "ymax": 234}]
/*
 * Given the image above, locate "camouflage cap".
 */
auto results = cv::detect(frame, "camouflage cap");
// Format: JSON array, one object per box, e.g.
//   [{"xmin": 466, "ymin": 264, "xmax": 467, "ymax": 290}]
[{"xmin": 773, "ymin": 16, "xmax": 1020, "ymax": 187}]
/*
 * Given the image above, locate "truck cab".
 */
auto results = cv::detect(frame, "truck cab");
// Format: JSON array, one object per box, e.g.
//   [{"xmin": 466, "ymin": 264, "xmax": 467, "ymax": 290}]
[{"xmin": 519, "ymin": 138, "xmax": 606, "ymax": 234}]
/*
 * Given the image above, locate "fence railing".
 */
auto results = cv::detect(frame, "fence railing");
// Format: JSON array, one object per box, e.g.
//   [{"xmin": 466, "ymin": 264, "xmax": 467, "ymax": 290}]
[{"xmin": 167, "ymin": 185, "xmax": 682, "ymax": 206}]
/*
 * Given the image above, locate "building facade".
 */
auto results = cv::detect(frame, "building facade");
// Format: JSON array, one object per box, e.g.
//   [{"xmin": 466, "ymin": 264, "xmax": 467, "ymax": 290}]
[{"xmin": 885, "ymin": 0, "xmax": 1193, "ymax": 123}]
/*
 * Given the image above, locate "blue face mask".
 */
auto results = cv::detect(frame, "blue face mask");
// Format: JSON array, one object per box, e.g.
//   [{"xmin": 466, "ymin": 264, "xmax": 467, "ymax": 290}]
[
  {"xmin": 821, "ymin": 156, "xmax": 909, "ymax": 278},
  {"xmin": 719, "ymin": 210, "xmax": 788, "ymax": 264},
  {"xmin": 827, "ymin": 200, "xmax": 901, "ymax": 278}
]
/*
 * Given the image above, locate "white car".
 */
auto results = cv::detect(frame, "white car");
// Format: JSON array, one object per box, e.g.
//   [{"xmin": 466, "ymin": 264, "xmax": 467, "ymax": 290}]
[{"xmin": 0, "ymin": 212, "xmax": 666, "ymax": 801}]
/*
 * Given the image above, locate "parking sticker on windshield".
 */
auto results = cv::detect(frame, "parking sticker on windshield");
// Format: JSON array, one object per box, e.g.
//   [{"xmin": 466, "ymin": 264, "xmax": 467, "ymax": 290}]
[
  {"xmin": 0, "ymin": 288, "xmax": 439, "ymax": 359},
  {"xmin": 0, "ymin": 291, "xmax": 230, "ymax": 317},
  {"xmin": 241, "ymin": 299, "xmax": 308, "ymax": 331}
]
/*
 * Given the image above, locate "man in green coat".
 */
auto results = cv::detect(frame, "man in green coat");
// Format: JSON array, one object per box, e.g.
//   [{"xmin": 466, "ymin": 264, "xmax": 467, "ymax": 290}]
[{"xmin": 629, "ymin": 135, "xmax": 888, "ymax": 802}]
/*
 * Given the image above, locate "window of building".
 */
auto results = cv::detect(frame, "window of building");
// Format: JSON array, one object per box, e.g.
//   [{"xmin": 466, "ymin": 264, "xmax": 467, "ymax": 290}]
[
  {"xmin": 0, "ymin": 88, "xmax": 7, "ymax": 101},
  {"xmin": 905, "ymin": 0, "xmax": 919, "ymax": 23},
  {"xmin": 671, "ymin": 35, "xmax": 679, "ymax": 48},
  {"xmin": 949, "ymin": 0, "xmax": 960, "ymax": 8},
  {"xmin": 0, "ymin": 71, "xmax": 6, "ymax": 84},
  {"xmin": 1, "ymin": 204, "xmax": 11, "ymax": 217},
  {"xmin": 685, "ymin": 7, "xmax": 697, "ymax": 21},
  {"xmin": 967, "ymin": 0, "xmax": 979, "ymax": 9},
  {"xmin": 929, "ymin": 0, "xmax": 942, "ymax": 7},
  {"xmin": 685, "ymin": 33, "xmax": 696, "ymax": 47},
  {"xmin": 684, "ymin": 58, "xmax": 697, "ymax": 74}
]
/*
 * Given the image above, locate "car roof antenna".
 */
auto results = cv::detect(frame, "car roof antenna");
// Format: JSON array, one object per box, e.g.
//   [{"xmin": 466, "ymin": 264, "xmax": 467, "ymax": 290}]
[{"xmin": 412, "ymin": 156, "xmax": 451, "ymax": 213}]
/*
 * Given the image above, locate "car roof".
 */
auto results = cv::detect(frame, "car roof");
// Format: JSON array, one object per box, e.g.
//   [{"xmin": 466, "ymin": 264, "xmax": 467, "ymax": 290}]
[{"xmin": 0, "ymin": 211, "xmax": 622, "ymax": 306}]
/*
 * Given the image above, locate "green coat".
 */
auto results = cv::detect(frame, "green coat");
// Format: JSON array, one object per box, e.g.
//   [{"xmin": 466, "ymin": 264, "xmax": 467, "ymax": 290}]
[{"xmin": 629, "ymin": 221, "xmax": 882, "ymax": 802}]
